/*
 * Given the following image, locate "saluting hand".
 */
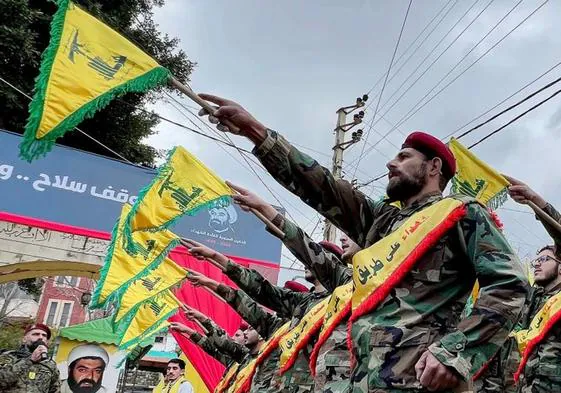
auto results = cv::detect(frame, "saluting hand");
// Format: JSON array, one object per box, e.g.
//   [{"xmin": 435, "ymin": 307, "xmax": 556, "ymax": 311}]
[
  {"xmin": 227, "ymin": 181, "xmax": 279, "ymax": 220},
  {"xmin": 169, "ymin": 322, "xmax": 196, "ymax": 337},
  {"xmin": 180, "ymin": 238, "xmax": 229, "ymax": 267}
]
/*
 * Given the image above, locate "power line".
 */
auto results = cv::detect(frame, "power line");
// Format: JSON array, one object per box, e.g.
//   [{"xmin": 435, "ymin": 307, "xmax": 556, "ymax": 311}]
[
  {"xmin": 356, "ymin": 0, "xmax": 549, "ymax": 172},
  {"xmin": 1, "ymin": 73, "xmax": 319, "ymax": 230},
  {"xmin": 469, "ymin": 86, "xmax": 561, "ymax": 148},
  {"xmin": 0, "ymin": 76, "xmax": 137, "ymax": 165},
  {"xmin": 366, "ymin": 0, "xmax": 458, "ymax": 96},
  {"xmin": 119, "ymin": 99, "xmax": 254, "ymax": 154},
  {"xmin": 348, "ymin": 0, "xmax": 487, "ymax": 171},
  {"xmin": 381, "ymin": 0, "xmax": 550, "ymax": 146},
  {"xmin": 163, "ymin": 94, "xmax": 326, "ymax": 232},
  {"xmin": 357, "ymin": 60, "xmax": 561, "ymax": 187},
  {"xmin": 162, "ymin": 92, "xmax": 310, "ymax": 226},
  {"xmin": 457, "ymin": 75, "xmax": 561, "ymax": 140},
  {"xmin": 352, "ymin": 0, "xmax": 413, "ymax": 179},
  {"xmin": 442, "ymin": 59, "xmax": 561, "ymax": 140},
  {"xmin": 399, "ymin": 0, "xmax": 526, "ymax": 136}
]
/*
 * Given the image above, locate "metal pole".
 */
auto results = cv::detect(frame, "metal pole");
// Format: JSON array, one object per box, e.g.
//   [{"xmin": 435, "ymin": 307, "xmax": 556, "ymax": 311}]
[{"xmin": 324, "ymin": 109, "xmax": 347, "ymax": 242}]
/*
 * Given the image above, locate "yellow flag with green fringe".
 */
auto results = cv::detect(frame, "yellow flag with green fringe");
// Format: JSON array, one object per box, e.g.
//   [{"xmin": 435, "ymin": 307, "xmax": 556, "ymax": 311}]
[
  {"xmin": 124, "ymin": 146, "xmax": 232, "ymax": 252},
  {"xmin": 20, "ymin": 0, "xmax": 170, "ymax": 162},
  {"xmin": 90, "ymin": 203, "xmax": 180, "ymax": 309},
  {"xmin": 113, "ymin": 256, "xmax": 188, "ymax": 324},
  {"xmin": 118, "ymin": 290, "xmax": 180, "ymax": 349},
  {"xmin": 449, "ymin": 138, "xmax": 509, "ymax": 209}
]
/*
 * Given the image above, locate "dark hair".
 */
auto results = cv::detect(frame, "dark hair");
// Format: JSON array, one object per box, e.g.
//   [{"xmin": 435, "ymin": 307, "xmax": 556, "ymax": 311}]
[
  {"xmin": 438, "ymin": 174, "xmax": 449, "ymax": 192},
  {"xmin": 538, "ymin": 245, "xmax": 560, "ymax": 258},
  {"xmin": 420, "ymin": 154, "xmax": 449, "ymax": 191},
  {"xmin": 168, "ymin": 358, "xmax": 185, "ymax": 370}
]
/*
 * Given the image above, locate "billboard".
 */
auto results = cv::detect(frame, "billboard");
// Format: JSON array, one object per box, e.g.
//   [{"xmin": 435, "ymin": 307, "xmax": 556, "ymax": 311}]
[{"xmin": 0, "ymin": 131, "xmax": 282, "ymax": 263}]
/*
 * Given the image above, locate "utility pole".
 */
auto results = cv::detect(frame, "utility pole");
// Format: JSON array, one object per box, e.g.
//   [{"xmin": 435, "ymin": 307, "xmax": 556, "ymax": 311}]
[{"xmin": 323, "ymin": 94, "xmax": 368, "ymax": 242}]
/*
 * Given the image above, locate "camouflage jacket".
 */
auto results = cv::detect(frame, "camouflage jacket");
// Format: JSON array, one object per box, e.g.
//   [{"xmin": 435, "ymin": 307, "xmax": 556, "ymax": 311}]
[
  {"xmin": 224, "ymin": 262, "xmax": 331, "ymax": 393},
  {"xmin": 279, "ymin": 219, "xmax": 353, "ymax": 392},
  {"xmin": 0, "ymin": 346, "xmax": 60, "ymax": 393},
  {"xmin": 540, "ymin": 203, "xmax": 561, "ymax": 251},
  {"xmin": 190, "ymin": 318, "xmax": 249, "ymax": 367},
  {"xmin": 216, "ymin": 284, "xmax": 288, "ymax": 393},
  {"xmin": 517, "ymin": 283, "xmax": 561, "ymax": 392},
  {"xmin": 280, "ymin": 219, "xmax": 352, "ymax": 292},
  {"xmin": 474, "ymin": 204, "xmax": 561, "ymax": 393},
  {"xmin": 253, "ymin": 129, "xmax": 529, "ymax": 392}
]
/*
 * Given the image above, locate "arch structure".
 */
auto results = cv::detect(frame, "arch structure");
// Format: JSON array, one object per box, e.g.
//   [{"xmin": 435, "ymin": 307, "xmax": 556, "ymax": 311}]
[{"xmin": 0, "ymin": 213, "xmax": 109, "ymax": 283}]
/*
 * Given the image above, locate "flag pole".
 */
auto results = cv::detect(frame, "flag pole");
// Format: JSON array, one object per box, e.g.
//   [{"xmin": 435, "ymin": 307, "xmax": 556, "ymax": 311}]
[
  {"xmin": 170, "ymin": 77, "xmax": 286, "ymax": 239},
  {"xmin": 170, "ymin": 77, "xmax": 240, "ymax": 134},
  {"xmin": 527, "ymin": 201, "xmax": 561, "ymax": 234}
]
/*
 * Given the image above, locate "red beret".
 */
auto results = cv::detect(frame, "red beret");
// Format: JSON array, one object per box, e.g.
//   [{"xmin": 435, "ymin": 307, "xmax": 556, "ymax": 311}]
[
  {"xmin": 402, "ymin": 131, "xmax": 456, "ymax": 180},
  {"xmin": 284, "ymin": 280, "xmax": 309, "ymax": 293},
  {"xmin": 238, "ymin": 321, "xmax": 249, "ymax": 331},
  {"xmin": 319, "ymin": 241, "xmax": 344, "ymax": 259},
  {"xmin": 24, "ymin": 323, "xmax": 51, "ymax": 340}
]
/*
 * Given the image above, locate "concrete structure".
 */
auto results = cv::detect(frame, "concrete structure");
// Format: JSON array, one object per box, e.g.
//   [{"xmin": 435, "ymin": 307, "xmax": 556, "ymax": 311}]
[{"xmin": 0, "ymin": 216, "xmax": 109, "ymax": 284}]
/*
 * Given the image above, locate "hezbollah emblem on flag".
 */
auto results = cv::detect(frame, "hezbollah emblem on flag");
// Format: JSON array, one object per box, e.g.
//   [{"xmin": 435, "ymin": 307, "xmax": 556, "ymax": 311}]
[
  {"xmin": 20, "ymin": 0, "xmax": 171, "ymax": 161},
  {"xmin": 448, "ymin": 138, "xmax": 509, "ymax": 209}
]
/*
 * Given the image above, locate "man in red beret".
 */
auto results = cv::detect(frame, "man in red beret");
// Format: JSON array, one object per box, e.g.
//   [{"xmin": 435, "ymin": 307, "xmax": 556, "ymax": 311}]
[
  {"xmin": 0, "ymin": 323, "xmax": 60, "ymax": 392},
  {"xmin": 198, "ymin": 95, "xmax": 528, "ymax": 393}
]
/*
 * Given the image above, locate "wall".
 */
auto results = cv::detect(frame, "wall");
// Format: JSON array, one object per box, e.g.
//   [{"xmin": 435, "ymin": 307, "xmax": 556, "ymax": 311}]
[{"xmin": 36, "ymin": 276, "xmax": 95, "ymax": 328}]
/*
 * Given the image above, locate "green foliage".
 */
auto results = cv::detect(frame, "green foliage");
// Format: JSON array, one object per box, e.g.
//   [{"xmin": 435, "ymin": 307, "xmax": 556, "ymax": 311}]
[
  {"xmin": 0, "ymin": 318, "xmax": 32, "ymax": 350},
  {"xmin": 17, "ymin": 279, "xmax": 42, "ymax": 302},
  {"xmin": 0, "ymin": 0, "xmax": 194, "ymax": 166}
]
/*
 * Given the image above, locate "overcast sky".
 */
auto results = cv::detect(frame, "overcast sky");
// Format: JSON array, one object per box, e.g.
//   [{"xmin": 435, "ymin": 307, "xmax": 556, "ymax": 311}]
[{"xmin": 146, "ymin": 0, "xmax": 561, "ymax": 283}]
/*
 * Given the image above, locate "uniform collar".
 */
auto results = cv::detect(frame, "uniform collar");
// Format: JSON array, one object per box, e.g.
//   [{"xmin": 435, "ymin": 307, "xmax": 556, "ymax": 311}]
[{"xmin": 400, "ymin": 191, "xmax": 442, "ymax": 212}]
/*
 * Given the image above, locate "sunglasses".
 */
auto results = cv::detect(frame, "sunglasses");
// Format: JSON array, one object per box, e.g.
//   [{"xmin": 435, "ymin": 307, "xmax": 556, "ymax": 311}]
[{"xmin": 531, "ymin": 255, "xmax": 561, "ymax": 267}]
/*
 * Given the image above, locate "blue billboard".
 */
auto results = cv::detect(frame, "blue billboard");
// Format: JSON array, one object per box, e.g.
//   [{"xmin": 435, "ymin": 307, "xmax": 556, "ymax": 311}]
[{"xmin": 0, "ymin": 130, "xmax": 282, "ymax": 263}]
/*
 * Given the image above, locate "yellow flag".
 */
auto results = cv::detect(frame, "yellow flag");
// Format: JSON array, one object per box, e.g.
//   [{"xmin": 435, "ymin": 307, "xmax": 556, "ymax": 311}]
[
  {"xmin": 90, "ymin": 204, "xmax": 180, "ymax": 309},
  {"xmin": 124, "ymin": 146, "xmax": 232, "ymax": 251},
  {"xmin": 449, "ymin": 138, "xmax": 509, "ymax": 209},
  {"xmin": 20, "ymin": 0, "xmax": 170, "ymax": 161},
  {"xmin": 118, "ymin": 290, "xmax": 180, "ymax": 349},
  {"xmin": 114, "ymin": 257, "xmax": 188, "ymax": 324}
]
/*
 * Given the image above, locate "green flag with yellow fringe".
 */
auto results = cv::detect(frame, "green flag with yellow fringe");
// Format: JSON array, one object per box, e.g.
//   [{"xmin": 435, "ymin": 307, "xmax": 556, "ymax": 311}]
[{"xmin": 20, "ymin": 0, "xmax": 170, "ymax": 161}]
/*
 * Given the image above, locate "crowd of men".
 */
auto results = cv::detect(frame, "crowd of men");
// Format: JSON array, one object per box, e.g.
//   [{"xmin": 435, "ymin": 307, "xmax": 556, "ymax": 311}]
[
  {"xmin": 1, "ymin": 93, "xmax": 560, "ymax": 393},
  {"xmin": 170, "ymin": 94, "xmax": 558, "ymax": 393}
]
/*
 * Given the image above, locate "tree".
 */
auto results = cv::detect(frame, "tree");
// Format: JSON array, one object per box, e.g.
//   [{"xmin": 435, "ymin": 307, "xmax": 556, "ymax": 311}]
[
  {"xmin": 0, "ymin": 279, "xmax": 43, "ymax": 324},
  {"xmin": 0, "ymin": 0, "xmax": 195, "ymax": 166},
  {"xmin": 0, "ymin": 318, "xmax": 34, "ymax": 350}
]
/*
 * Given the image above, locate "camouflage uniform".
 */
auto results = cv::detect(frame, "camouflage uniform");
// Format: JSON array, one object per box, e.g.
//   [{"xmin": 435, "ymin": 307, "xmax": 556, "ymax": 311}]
[
  {"xmin": 223, "ymin": 261, "xmax": 330, "ymax": 393},
  {"xmin": 515, "ymin": 203, "xmax": 561, "ymax": 393},
  {"xmin": 216, "ymin": 284, "xmax": 288, "ymax": 393},
  {"xmin": 476, "ymin": 203, "xmax": 561, "ymax": 393},
  {"xmin": 253, "ymin": 129, "xmax": 529, "ymax": 392},
  {"xmin": 281, "ymin": 218, "xmax": 353, "ymax": 393},
  {"xmin": 190, "ymin": 318, "xmax": 249, "ymax": 367},
  {"xmin": 0, "ymin": 345, "xmax": 60, "ymax": 393}
]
